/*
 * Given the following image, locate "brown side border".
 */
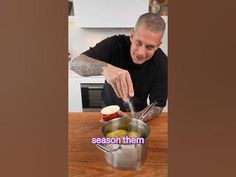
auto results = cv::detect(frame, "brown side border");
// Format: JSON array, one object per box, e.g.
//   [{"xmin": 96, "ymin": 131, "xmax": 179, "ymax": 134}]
[
  {"xmin": 0, "ymin": 1, "xmax": 68, "ymax": 177},
  {"xmin": 169, "ymin": 0, "xmax": 236, "ymax": 177}
]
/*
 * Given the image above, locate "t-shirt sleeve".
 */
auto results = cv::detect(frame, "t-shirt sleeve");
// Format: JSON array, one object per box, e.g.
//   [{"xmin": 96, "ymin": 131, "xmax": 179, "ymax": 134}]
[
  {"xmin": 149, "ymin": 57, "xmax": 168, "ymax": 107},
  {"xmin": 82, "ymin": 36, "xmax": 115, "ymax": 63}
]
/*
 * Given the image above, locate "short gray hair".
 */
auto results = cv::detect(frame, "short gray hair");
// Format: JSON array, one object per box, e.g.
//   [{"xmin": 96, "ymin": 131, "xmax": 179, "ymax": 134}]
[{"xmin": 134, "ymin": 13, "xmax": 166, "ymax": 34}]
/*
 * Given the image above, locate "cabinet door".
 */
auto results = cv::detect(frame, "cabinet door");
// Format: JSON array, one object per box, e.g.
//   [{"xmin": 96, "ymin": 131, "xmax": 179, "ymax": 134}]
[{"xmin": 69, "ymin": 78, "xmax": 82, "ymax": 112}]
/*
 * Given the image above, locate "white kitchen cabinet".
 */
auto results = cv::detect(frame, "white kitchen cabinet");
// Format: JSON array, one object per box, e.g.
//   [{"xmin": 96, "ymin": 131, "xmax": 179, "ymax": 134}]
[
  {"xmin": 68, "ymin": 77, "xmax": 82, "ymax": 112},
  {"xmin": 73, "ymin": 0, "xmax": 149, "ymax": 28}
]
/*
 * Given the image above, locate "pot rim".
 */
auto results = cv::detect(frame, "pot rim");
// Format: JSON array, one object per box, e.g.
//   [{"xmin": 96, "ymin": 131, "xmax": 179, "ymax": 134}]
[{"xmin": 101, "ymin": 116, "xmax": 151, "ymax": 138}]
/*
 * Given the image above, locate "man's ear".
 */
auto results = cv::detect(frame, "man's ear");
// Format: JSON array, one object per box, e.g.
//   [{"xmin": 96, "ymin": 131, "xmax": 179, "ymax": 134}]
[
  {"xmin": 130, "ymin": 29, "xmax": 134, "ymax": 42},
  {"xmin": 157, "ymin": 41, "xmax": 162, "ymax": 48}
]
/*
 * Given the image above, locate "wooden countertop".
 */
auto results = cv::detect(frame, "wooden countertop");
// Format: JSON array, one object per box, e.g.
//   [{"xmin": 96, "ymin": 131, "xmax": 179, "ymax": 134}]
[{"xmin": 69, "ymin": 112, "xmax": 168, "ymax": 177}]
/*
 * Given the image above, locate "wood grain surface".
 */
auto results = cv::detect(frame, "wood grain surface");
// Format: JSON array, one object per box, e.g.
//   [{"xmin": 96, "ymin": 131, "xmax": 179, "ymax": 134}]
[{"xmin": 69, "ymin": 112, "xmax": 168, "ymax": 177}]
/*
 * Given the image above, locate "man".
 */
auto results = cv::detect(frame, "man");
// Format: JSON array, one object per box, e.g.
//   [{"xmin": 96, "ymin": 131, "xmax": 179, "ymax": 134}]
[{"xmin": 71, "ymin": 13, "xmax": 167, "ymax": 121}]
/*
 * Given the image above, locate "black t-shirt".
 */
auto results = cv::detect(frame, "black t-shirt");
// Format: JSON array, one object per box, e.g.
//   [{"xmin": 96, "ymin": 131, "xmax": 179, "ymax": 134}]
[{"xmin": 83, "ymin": 35, "xmax": 167, "ymax": 112}]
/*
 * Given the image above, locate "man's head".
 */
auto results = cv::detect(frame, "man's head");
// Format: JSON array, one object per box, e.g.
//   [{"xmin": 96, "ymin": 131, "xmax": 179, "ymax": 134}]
[{"xmin": 130, "ymin": 13, "xmax": 166, "ymax": 65}]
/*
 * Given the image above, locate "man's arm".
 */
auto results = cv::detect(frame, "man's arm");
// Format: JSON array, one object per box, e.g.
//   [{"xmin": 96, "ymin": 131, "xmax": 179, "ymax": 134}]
[
  {"xmin": 70, "ymin": 54, "xmax": 134, "ymax": 102},
  {"xmin": 71, "ymin": 54, "xmax": 107, "ymax": 76},
  {"xmin": 136, "ymin": 106, "xmax": 163, "ymax": 122}
]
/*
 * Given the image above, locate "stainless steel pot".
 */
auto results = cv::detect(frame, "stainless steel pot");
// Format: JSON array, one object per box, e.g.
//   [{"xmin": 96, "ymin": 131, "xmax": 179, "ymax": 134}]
[{"xmin": 95, "ymin": 117, "xmax": 150, "ymax": 170}]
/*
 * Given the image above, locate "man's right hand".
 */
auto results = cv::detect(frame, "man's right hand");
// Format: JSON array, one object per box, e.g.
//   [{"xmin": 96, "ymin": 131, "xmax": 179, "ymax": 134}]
[{"xmin": 102, "ymin": 64, "xmax": 134, "ymax": 102}]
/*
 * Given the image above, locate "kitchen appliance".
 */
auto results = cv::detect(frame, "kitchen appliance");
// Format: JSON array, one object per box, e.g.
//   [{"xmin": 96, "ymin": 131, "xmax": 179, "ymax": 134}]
[{"xmin": 81, "ymin": 83, "xmax": 104, "ymax": 112}]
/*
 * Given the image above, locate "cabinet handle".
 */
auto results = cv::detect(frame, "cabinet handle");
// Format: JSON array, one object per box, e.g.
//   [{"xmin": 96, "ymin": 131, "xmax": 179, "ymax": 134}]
[{"xmin": 87, "ymin": 86, "xmax": 103, "ymax": 90}]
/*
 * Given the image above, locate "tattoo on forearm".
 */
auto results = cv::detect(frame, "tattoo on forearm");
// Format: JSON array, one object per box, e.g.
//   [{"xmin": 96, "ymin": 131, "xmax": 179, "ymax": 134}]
[
  {"xmin": 71, "ymin": 55, "xmax": 108, "ymax": 76},
  {"xmin": 145, "ymin": 106, "xmax": 163, "ymax": 122},
  {"xmin": 135, "ymin": 106, "xmax": 163, "ymax": 122}
]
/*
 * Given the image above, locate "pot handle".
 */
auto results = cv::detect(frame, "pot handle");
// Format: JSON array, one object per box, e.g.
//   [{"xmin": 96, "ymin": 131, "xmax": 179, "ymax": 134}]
[
  {"xmin": 95, "ymin": 144, "xmax": 110, "ymax": 153},
  {"xmin": 95, "ymin": 144, "xmax": 121, "ymax": 153}
]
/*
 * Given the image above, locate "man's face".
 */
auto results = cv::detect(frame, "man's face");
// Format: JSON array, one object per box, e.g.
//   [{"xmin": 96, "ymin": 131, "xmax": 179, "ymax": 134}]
[{"xmin": 130, "ymin": 24, "xmax": 162, "ymax": 65}]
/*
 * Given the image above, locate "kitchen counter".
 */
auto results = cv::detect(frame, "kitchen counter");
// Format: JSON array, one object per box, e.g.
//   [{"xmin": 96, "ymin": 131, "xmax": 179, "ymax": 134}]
[{"xmin": 69, "ymin": 112, "xmax": 168, "ymax": 177}]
